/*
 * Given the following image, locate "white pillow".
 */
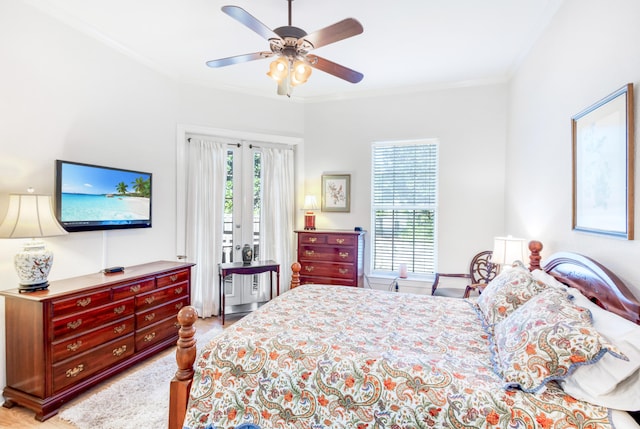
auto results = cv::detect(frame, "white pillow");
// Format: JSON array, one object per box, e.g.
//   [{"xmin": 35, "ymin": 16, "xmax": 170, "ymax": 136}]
[
  {"xmin": 531, "ymin": 269, "xmax": 567, "ymax": 290},
  {"xmin": 560, "ymin": 287, "xmax": 640, "ymax": 410}
]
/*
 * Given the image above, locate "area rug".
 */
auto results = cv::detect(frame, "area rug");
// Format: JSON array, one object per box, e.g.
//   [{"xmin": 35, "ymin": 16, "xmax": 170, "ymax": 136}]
[{"xmin": 58, "ymin": 324, "xmax": 224, "ymax": 429}]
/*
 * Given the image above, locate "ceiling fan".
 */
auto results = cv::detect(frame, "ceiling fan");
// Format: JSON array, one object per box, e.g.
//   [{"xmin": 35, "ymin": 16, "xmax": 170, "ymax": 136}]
[{"xmin": 206, "ymin": 0, "xmax": 364, "ymax": 96}]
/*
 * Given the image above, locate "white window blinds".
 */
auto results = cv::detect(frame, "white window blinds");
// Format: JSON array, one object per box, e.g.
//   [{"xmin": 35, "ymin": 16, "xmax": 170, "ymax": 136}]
[{"xmin": 371, "ymin": 140, "xmax": 438, "ymax": 275}]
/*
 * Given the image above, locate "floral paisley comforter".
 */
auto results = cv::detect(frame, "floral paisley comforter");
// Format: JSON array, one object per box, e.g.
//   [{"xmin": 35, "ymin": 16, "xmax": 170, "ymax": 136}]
[{"xmin": 183, "ymin": 285, "xmax": 614, "ymax": 429}]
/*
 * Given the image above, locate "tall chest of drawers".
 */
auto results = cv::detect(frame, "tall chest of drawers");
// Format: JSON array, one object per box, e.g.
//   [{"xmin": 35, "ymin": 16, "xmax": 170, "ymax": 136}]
[
  {"xmin": 0, "ymin": 260, "xmax": 194, "ymax": 421},
  {"xmin": 295, "ymin": 230, "xmax": 365, "ymax": 287}
]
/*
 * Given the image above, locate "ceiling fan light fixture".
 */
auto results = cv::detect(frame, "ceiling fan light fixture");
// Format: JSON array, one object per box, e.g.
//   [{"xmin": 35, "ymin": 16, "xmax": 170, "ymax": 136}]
[
  {"xmin": 290, "ymin": 60, "xmax": 312, "ymax": 86},
  {"xmin": 267, "ymin": 57, "xmax": 289, "ymax": 82}
]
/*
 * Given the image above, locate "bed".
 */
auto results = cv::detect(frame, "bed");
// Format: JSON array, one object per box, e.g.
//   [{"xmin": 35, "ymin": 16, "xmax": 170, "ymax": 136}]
[{"xmin": 169, "ymin": 244, "xmax": 640, "ymax": 429}]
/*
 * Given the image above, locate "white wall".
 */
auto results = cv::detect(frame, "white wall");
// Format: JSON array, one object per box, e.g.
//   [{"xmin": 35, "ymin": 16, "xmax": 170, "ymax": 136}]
[
  {"xmin": 507, "ymin": 0, "xmax": 640, "ymax": 296},
  {"xmin": 0, "ymin": 1, "xmax": 303, "ymax": 392},
  {"xmin": 303, "ymin": 84, "xmax": 508, "ymax": 277}
]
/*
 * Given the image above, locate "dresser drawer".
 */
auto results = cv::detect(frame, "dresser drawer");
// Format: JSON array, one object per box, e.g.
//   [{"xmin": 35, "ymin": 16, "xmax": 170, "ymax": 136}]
[
  {"xmin": 298, "ymin": 233, "xmax": 327, "ymax": 245},
  {"xmin": 136, "ymin": 296, "xmax": 189, "ymax": 329},
  {"xmin": 299, "ymin": 245, "xmax": 356, "ymax": 263},
  {"xmin": 112, "ymin": 278, "xmax": 155, "ymax": 301},
  {"xmin": 299, "ymin": 276, "xmax": 357, "ymax": 287},
  {"xmin": 51, "ymin": 316, "xmax": 135, "ymax": 363},
  {"xmin": 326, "ymin": 234, "xmax": 356, "ymax": 246},
  {"xmin": 299, "ymin": 261, "xmax": 355, "ymax": 279},
  {"xmin": 52, "ymin": 335, "xmax": 135, "ymax": 392},
  {"xmin": 157, "ymin": 269, "xmax": 190, "ymax": 288},
  {"xmin": 53, "ymin": 298, "xmax": 135, "ymax": 340},
  {"xmin": 52, "ymin": 290, "xmax": 112, "ymax": 318},
  {"xmin": 136, "ymin": 282, "xmax": 189, "ymax": 312},
  {"xmin": 135, "ymin": 317, "xmax": 180, "ymax": 351}
]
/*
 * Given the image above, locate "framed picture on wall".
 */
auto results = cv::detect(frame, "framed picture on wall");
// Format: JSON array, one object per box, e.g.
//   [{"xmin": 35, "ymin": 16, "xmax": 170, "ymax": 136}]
[
  {"xmin": 322, "ymin": 174, "xmax": 350, "ymax": 212},
  {"xmin": 572, "ymin": 83, "xmax": 634, "ymax": 239}
]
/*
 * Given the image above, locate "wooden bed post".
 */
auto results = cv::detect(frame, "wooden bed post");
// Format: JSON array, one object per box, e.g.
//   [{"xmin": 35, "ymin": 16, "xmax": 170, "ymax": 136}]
[
  {"xmin": 528, "ymin": 240, "xmax": 543, "ymax": 271},
  {"xmin": 168, "ymin": 305, "xmax": 198, "ymax": 429},
  {"xmin": 290, "ymin": 262, "xmax": 301, "ymax": 289}
]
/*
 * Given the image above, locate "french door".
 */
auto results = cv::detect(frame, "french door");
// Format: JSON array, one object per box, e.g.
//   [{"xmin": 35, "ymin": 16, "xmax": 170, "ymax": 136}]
[{"xmin": 222, "ymin": 143, "xmax": 270, "ymax": 309}]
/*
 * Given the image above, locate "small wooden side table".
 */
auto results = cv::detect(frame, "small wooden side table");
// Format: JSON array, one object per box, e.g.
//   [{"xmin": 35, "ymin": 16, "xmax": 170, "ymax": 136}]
[{"xmin": 218, "ymin": 260, "xmax": 280, "ymax": 324}]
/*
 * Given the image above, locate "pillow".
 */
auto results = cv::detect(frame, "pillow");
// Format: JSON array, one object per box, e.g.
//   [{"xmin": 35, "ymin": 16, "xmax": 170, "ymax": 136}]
[
  {"xmin": 558, "ymin": 287, "xmax": 640, "ymax": 410},
  {"xmin": 531, "ymin": 269, "xmax": 568, "ymax": 290},
  {"xmin": 477, "ymin": 265, "xmax": 547, "ymax": 325},
  {"xmin": 493, "ymin": 288, "xmax": 628, "ymax": 393}
]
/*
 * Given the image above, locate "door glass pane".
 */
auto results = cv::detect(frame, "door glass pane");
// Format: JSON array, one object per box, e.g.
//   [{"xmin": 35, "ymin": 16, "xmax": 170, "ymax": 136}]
[{"xmin": 222, "ymin": 149, "xmax": 234, "ymax": 263}]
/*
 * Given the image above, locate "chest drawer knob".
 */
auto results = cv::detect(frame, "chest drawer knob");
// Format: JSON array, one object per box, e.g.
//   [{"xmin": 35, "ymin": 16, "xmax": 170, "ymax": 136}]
[
  {"xmin": 144, "ymin": 332, "xmax": 156, "ymax": 342},
  {"xmin": 339, "ymin": 251, "xmax": 349, "ymax": 259},
  {"xmin": 145, "ymin": 313, "xmax": 156, "ymax": 322},
  {"xmin": 339, "ymin": 268, "xmax": 349, "ymax": 274},
  {"xmin": 304, "ymin": 250, "xmax": 315, "ymax": 257},
  {"xmin": 304, "ymin": 266, "xmax": 314, "ymax": 272},
  {"xmin": 145, "ymin": 296, "xmax": 156, "ymax": 305},
  {"xmin": 114, "ymin": 324, "xmax": 127, "ymax": 334},
  {"xmin": 114, "ymin": 305, "xmax": 126, "ymax": 315},
  {"xmin": 336, "ymin": 238, "xmax": 345, "ymax": 244},
  {"xmin": 175, "ymin": 302, "xmax": 184, "ymax": 310},
  {"xmin": 174, "ymin": 287, "xmax": 183, "ymax": 295},
  {"xmin": 112, "ymin": 345, "xmax": 127, "ymax": 357},
  {"xmin": 170, "ymin": 274, "xmax": 178, "ymax": 282},
  {"xmin": 67, "ymin": 320, "xmax": 82, "ymax": 330},
  {"xmin": 67, "ymin": 341, "xmax": 83, "ymax": 352},
  {"xmin": 76, "ymin": 298, "xmax": 91, "ymax": 307},
  {"xmin": 308, "ymin": 237, "xmax": 317, "ymax": 243},
  {"xmin": 66, "ymin": 364, "xmax": 84, "ymax": 378},
  {"xmin": 129, "ymin": 285, "xmax": 141, "ymax": 293}
]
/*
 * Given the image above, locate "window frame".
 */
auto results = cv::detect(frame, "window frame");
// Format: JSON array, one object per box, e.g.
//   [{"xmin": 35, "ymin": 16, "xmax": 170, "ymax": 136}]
[{"xmin": 370, "ymin": 139, "xmax": 439, "ymax": 279}]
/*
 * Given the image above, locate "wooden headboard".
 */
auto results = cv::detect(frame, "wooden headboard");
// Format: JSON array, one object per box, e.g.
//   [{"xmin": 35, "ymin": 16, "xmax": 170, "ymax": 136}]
[{"xmin": 542, "ymin": 251, "xmax": 640, "ymax": 324}]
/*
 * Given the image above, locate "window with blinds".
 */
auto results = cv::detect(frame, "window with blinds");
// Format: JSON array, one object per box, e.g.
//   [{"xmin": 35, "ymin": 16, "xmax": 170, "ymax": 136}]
[{"xmin": 371, "ymin": 140, "xmax": 438, "ymax": 275}]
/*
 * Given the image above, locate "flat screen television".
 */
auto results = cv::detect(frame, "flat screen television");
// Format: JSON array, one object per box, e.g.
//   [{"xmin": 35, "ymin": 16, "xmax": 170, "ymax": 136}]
[{"xmin": 55, "ymin": 160, "xmax": 152, "ymax": 232}]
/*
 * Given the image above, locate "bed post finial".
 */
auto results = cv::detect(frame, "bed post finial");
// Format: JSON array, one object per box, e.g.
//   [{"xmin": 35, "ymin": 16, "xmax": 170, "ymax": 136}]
[
  {"xmin": 290, "ymin": 262, "xmax": 301, "ymax": 289},
  {"xmin": 169, "ymin": 305, "xmax": 198, "ymax": 429},
  {"xmin": 528, "ymin": 240, "xmax": 543, "ymax": 271}
]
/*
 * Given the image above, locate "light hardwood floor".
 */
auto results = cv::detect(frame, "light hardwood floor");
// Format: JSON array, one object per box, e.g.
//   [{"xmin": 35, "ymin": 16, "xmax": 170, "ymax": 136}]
[{"xmin": 0, "ymin": 314, "xmax": 240, "ymax": 428}]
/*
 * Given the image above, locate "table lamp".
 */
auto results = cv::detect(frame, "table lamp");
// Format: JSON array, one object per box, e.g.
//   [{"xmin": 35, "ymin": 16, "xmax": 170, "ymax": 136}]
[
  {"xmin": 492, "ymin": 235, "xmax": 527, "ymax": 272},
  {"xmin": 0, "ymin": 190, "xmax": 68, "ymax": 291},
  {"xmin": 303, "ymin": 195, "xmax": 319, "ymax": 230}
]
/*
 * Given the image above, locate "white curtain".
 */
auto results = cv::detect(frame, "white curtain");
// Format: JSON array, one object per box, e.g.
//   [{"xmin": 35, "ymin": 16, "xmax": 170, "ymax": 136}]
[
  {"xmin": 185, "ymin": 138, "xmax": 226, "ymax": 317},
  {"xmin": 260, "ymin": 146, "xmax": 295, "ymax": 290}
]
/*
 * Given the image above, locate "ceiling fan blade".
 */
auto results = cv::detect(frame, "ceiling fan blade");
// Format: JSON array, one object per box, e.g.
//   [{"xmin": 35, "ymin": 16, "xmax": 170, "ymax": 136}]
[
  {"xmin": 308, "ymin": 55, "xmax": 363, "ymax": 84},
  {"xmin": 206, "ymin": 52, "xmax": 272, "ymax": 68},
  {"xmin": 221, "ymin": 6, "xmax": 280, "ymax": 41},
  {"xmin": 301, "ymin": 18, "xmax": 363, "ymax": 50}
]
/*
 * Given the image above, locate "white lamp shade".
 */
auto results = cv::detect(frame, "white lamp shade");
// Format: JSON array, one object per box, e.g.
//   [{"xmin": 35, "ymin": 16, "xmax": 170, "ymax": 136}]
[
  {"xmin": 303, "ymin": 195, "xmax": 319, "ymax": 211},
  {"xmin": 0, "ymin": 194, "xmax": 68, "ymax": 238},
  {"xmin": 492, "ymin": 236, "xmax": 527, "ymax": 266}
]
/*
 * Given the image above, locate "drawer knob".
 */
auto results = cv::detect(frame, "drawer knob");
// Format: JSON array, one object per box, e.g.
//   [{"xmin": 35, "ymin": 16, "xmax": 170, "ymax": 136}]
[
  {"xmin": 145, "ymin": 313, "xmax": 156, "ymax": 322},
  {"xmin": 170, "ymin": 274, "xmax": 178, "ymax": 282},
  {"xmin": 130, "ymin": 285, "xmax": 141, "ymax": 293},
  {"xmin": 309, "ymin": 237, "xmax": 317, "ymax": 243},
  {"xmin": 339, "ymin": 251, "xmax": 349, "ymax": 259},
  {"xmin": 66, "ymin": 364, "xmax": 84, "ymax": 378},
  {"xmin": 145, "ymin": 296, "xmax": 156, "ymax": 305},
  {"xmin": 114, "ymin": 305, "xmax": 126, "ymax": 315},
  {"xmin": 336, "ymin": 238, "xmax": 345, "ymax": 244},
  {"xmin": 175, "ymin": 302, "xmax": 184, "ymax": 310},
  {"xmin": 304, "ymin": 250, "xmax": 315, "ymax": 256},
  {"xmin": 144, "ymin": 332, "xmax": 156, "ymax": 342},
  {"xmin": 76, "ymin": 298, "xmax": 91, "ymax": 307},
  {"xmin": 304, "ymin": 266, "xmax": 314, "ymax": 272},
  {"xmin": 67, "ymin": 341, "xmax": 83, "ymax": 352},
  {"xmin": 339, "ymin": 268, "xmax": 349, "ymax": 274},
  {"xmin": 114, "ymin": 324, "xmax": 127, "ymax": 334},
  {"xmin": 67, "ymin": 319, "xmax": 82, "ymax": 330},
  {"xmin": 112, "ymin": 345, "xmax": 127, "ymax": 357},
  {"xmin": 174, "ymin": 287, "xmax": 183, "ymax": 295}
]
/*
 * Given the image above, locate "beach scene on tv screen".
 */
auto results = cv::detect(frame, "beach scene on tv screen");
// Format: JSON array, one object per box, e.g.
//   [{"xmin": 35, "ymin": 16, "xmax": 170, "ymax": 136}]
[{"xmin": 60, "ymin": 163, "xmax": 151, "ymax": 223}]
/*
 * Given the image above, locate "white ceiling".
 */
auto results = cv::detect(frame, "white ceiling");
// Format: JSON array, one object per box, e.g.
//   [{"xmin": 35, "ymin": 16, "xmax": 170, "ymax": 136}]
[{"xmin": 26, "ymin": 0, "xmax": 563, "ymax": 102}]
